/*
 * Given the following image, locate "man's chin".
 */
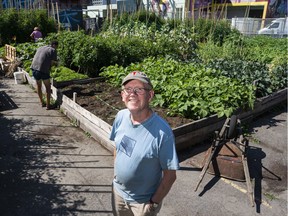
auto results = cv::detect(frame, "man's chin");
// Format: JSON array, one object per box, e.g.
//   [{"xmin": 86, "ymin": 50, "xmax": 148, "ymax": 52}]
[{"xmin": 127, "ymin": 106, "xmax": 141, "ymax": 112}]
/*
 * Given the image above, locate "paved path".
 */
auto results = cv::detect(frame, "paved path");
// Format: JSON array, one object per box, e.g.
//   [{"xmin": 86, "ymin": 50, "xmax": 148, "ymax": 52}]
[
  {"xmin": 0, "ymin": 78, "xmax": 114, "ymax": 215},
  {"xmin": 0, "ymin": 77, "xmax": 287, "ymax": 216}
]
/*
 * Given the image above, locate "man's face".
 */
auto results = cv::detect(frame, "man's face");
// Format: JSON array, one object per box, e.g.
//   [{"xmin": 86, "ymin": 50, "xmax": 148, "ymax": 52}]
[{"xmin": 121, "ymin": 79, "xmax": 154, "ymax": 113}]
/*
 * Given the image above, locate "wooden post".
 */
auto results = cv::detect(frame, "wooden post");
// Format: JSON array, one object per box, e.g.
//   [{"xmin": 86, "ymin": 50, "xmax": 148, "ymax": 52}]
[
  {"xmin": 47, "ymin": 0, "xmax": 50, "ymax": 16},
  {"xmin": 73, "ymin": 92, "xmax": 77, "ymax": 102},
  {"xmin": 106, "ymin": 0, "xmax": 110, "ymax": 26},
  {"xmin": 110, "ymin": 4, "xmax": 113, "ymax": 26},
  {"xmin": 51, "ymin": 1, "xmax": 55, "ymax": 21},
  {"xmin": 56, "ymin": 2, "xmax": 61, "ymax": 32}
]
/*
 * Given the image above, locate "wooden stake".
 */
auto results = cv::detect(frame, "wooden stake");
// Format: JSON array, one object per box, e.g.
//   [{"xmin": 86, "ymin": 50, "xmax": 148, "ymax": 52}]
[
  {"xmin": 56, "ymin": 2, "xmax": 60, "ymax": 32},
  {"xmin": 51, "ymin": 1, "xmax": 55, "ymax": 20}
]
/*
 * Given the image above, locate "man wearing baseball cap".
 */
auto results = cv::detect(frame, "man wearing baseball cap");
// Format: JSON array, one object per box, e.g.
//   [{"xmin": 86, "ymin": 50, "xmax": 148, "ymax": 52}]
[{"xmin": 110, "ymin": 71, "xmax": 179, "ymax": 216}]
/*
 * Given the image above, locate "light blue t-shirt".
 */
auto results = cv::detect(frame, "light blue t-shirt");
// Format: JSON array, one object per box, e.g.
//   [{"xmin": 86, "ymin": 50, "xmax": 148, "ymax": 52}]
[{"xmin": 110, "ymin": 109, "xmax": 179, "ymax": 203}]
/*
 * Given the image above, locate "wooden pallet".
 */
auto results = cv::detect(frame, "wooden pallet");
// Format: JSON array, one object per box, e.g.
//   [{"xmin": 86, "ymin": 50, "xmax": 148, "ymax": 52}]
[
  {"xmin": 0, "ymin": 45, "xmax": 17, "ymax": 74},
  {"xmin": 5, "ymin": 44, "xmax": 17, "ymax": 62}
]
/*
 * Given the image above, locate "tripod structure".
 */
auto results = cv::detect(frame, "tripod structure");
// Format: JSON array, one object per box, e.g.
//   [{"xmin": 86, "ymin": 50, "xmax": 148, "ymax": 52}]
[{"xmin": 194, "ymin": 115, "xmax": 254, "ymax": 207}]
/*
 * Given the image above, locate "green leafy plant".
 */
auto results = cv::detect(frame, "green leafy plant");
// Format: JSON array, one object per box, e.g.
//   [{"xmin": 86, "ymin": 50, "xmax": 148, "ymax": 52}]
[
  {"xmin": 85, "ymin": 131, "xmax": 91, "ymax": 138},
  {"xmin": 50, "ymin": 66, "xmax": 88, "ymax": 82},
  {"xmin": 206, "ymin": 58, "xmax": 287, "ymax": 97},
  {"xmin": 101, "ymin": 57, "xmax": 256, "ymax": 119}
]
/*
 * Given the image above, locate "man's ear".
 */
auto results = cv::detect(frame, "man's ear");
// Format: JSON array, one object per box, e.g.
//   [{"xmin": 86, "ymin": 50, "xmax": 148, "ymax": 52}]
[
  {"xmin": 121, "ymin": 90, "xmax": 125, "ymax": 102},
  {"xmin": 148, "ymin": 90, "xmax": 154, "ymax": 102}
]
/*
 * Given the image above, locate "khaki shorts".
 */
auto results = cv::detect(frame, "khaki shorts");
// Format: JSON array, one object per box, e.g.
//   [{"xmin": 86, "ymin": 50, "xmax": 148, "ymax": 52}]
[{"xmin": 112, "ymin": 189, "xmax": 162, "ymax": 216}]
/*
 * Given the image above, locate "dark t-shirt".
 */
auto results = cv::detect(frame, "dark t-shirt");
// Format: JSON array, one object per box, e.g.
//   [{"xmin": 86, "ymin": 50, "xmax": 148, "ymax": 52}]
[{"xmin": 31, "ymin": 45, "xmax": 57, "ymax": 74}]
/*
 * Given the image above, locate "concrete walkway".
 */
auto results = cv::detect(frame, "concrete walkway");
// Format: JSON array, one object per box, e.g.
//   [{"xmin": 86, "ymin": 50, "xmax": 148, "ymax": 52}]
[
  {"xmin": 0, "ymin": 78, "xmax": 114, "ymax": 215},
  {"xmin": 0, "ymin": 77, "xmax": 287, "ymax": 216}
]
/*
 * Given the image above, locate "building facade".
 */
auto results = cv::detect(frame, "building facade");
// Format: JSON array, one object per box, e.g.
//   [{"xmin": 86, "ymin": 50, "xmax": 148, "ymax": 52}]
[{"xmin": 84, "ymin": 0, "xmax": 287, "ymax": 20}]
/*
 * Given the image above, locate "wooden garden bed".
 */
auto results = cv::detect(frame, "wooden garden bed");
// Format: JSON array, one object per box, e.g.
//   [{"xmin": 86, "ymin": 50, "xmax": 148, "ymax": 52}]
[
  {"xmin": 51, "ymin": 77, "xmax": 105, "ymax": 88},
  {"xmin": 22, "ymin": 70, "xmax": 287, "ymax": 153}
]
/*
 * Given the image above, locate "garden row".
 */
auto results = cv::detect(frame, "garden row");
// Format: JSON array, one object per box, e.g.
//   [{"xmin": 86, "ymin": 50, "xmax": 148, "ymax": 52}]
[{"xmin": 22, "ymin": 69, "xmax": 287, "ymax": 152}]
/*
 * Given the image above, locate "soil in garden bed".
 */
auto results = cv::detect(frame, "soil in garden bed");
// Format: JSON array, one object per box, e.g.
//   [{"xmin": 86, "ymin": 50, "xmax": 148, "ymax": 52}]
[{"xmin": 59, "ymin": 81, "xmax": 193, "ymax": 128}]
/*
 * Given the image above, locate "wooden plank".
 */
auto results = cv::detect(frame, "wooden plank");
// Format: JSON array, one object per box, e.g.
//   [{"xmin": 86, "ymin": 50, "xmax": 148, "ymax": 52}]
[
  {"xmin": 173, "ymin": 114, "xmax": 224, "ymax": 136},
  {"xmin": 174, "ymin": 119, "xmax": 226, "ymax": 151},
  {"xmin": 61, "ymin": 103, "xmax": 112, "ymax": 143},
  {"xmin": 52, "ymin": 77, "xmax": 105, "ymax": 88},
  {"xmin": 62, "ymin": 95, "xmax": 112, "ymax": 133},
  {"xmin": 61, "ymin": 101, "xmax": 115, "ymax": 153},
  {"xmin": 51, "ymin": 85, "xmax": 58, "ymax": 99},
  {"xmin": 239, "ymin": 88, "xmax": 287, "ymax": 121}
]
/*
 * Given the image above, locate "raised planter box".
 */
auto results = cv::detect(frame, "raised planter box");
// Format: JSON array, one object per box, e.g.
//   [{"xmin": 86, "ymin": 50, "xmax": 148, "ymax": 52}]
[
  {"xmin": 51, "ymin": 77, "xmax": 105, "ymax": 88},
  {"xmin": 58, "ymin": 90, "xmax": 114, "ymax": 153},
  {"xmin": 173, "ymin": 88, "xmax": 287, "ymax": 151},
  {"xmin": 23, "ymin": 70, "xmax": 287, "ymax": 153}
]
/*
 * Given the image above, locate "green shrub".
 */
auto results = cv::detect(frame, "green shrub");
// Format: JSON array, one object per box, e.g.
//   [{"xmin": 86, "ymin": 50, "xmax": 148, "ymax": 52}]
[
  {"xmin": 194, "ymin": 18, "xmax": 240, "ymax": 45},
  {"xmin": 0, "ymin": 9, "xmax": 57, "ymax": 46},
  {"xmin": 50, "ymin": 66, "xmax": 88, "ymax": 82}
]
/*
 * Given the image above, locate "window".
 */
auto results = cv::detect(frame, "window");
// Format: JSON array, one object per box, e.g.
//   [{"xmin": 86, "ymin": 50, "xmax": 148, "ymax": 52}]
[
  {"xmin": 269, "ymin": 22, "xmax": 280, "ymax": 29},
  {"xmin": 92, "ymin": 0, "xmax": 102, "ymax": 5}
]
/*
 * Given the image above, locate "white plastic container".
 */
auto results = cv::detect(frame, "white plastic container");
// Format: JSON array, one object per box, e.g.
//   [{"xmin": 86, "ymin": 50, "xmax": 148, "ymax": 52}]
[{"xmin": 13, "ymin": 71, "xmax": 25, "ymax": 84}]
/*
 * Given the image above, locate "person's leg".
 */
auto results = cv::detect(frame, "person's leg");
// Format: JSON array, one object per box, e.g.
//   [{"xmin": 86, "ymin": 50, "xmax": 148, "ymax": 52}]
[
  {"xmin": 130, "ymin": 202, "xmax": 162, "ymax": 216},
  {"xmin": 36, "ymin": 80, "xmax": 44, "ymax": 106},
  {"xmin": 42, "ymin": 79, "xmax": 51, "ymax": 109},
  {"xmin": 32, "ymin": 69, "xmax": 44, "ymax": 106},
  {"xmin": 112, "ymin": 189, "xmax": 133, "ymax": 216}
]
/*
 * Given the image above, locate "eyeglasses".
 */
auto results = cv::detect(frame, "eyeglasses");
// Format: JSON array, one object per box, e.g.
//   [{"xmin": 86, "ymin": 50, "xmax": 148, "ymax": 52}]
[{"xmin": 123, "ymin": 87, "xmax": 150, "ymax": 95}]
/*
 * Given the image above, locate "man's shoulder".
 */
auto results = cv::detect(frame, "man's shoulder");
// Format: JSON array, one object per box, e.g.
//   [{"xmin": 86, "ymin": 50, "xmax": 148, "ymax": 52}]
[
  {"xmin": 150, "ymin": 112, "xmax": 173, "ymax": 133},
  {"xmin": 116, "ymin": 109, "xmax": 129, "ymax": 118},
  {"xmin": 39, "ymin": 45, "xmax": 53, "ymax": 49},
  {"xmin": 37, "ymin": 45, "xmax": 49, "ymax": 50},
  {"xmin": 37, "ymin": 45, "xmax": 56, "ymax": 54}
]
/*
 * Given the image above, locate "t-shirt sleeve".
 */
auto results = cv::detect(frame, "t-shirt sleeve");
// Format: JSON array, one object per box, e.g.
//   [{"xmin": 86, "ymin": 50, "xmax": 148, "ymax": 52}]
[
  {"xmin": 109, "ymin": 110, "xmax": 123, "ymax": 141},
  {"xmin": 159, "ymin": 134, "xmax": 180, "ymax": 170}
]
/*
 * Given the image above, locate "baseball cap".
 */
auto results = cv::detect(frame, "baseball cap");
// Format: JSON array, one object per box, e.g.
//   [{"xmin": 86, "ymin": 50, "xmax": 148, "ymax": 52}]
[{"xmin": 122, "ymin": 71, "xmax": 153, "ymax": 88}]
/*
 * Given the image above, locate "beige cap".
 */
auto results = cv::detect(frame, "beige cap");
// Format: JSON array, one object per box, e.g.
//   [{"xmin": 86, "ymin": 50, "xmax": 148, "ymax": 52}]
[{"xmin": 122, "ymin": 71, "xmax": 153, "ymax": 88}]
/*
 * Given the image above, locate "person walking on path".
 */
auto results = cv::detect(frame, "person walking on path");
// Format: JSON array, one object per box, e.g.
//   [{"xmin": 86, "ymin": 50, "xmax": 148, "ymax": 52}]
[
  {"xmin": 110, "ymin": 71, "xmax": 179, "ymax": 216},
  {"xmin": 30, "ymin": 27, "xmax": 43, "ymax": 42},
  {"xmin": 30, "ymin": 41, "xmax": 58, "ymax": 110}
]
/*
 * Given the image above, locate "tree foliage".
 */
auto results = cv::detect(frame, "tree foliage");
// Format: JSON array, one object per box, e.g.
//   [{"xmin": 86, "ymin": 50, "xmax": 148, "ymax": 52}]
[{"xmin": 0, "ymin": 9, "xmax": 57, "ymax": 46}]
